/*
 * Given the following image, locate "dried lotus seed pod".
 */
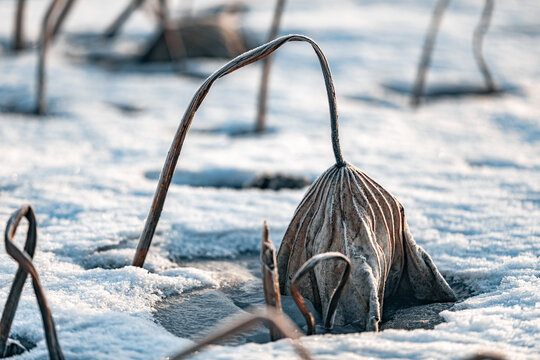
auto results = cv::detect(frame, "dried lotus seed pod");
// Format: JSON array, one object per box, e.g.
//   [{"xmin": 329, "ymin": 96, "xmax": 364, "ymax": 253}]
[{"xmin": 277, "ymin": 164, "xmax": 457, "ymax": 331}]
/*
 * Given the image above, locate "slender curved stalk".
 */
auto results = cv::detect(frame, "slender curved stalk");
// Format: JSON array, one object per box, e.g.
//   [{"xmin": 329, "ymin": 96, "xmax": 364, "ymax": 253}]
[
  {"xmin": 169, "ymin": 307, "xmax": 312, "ymax": 360},
  {"xmin": 36, "ymin": 0, "xmax": 69, "ymax": 115},
  {"xmin": 290, "ymin": 252, "xmax": 351, "ymax": 335},
  {"xmin": 0, "ymin": 206, "xmax": 65, "ymax": 360},
  {"xmin": 410, "ymin": 0, "xmax": 449, "ymax": 107},
  {"xmin": 133, "ymin": 34, "xmax": 345, "ymax": 267},
  {"xmin": 51, "ymin": 0, "xmax": 77, "ymax": 39},
  {"xmin": 155, "ymin": 0, "xmax": 186, "ymax": 71},
  {"xmin": 0, "ymin": 206, "xmax": 36, "ymax": 357},
  {"xmin": 473, "ymin": 0, "xmax": 496, "ymax": 92},
  {"xmin": 254, "ymin": 0, "xmax": 287, "ymax": 133},
  {"xmin": 103, "ymin": 0, "xmax": 145, "ymax": 39},
  {"xmin": 12, "ymin": 0, "xmax": 27, "ymax": 51},
  {"xmin": 260, "ymin": 221, "xmax": 283, "ymax": 341}
]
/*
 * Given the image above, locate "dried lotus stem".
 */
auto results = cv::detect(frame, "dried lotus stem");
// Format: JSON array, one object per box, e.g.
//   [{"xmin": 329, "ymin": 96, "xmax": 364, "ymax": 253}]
[
  {"xmin": 169, "ymin": 307, "xmax": 312, "ymax": 360},
  {"xmin": 290, "ymin": 252, "xmax": 351, "ymax": 335},
  {"xmin": 0, "ymin": 206, "xmax": 65, "ymax": 360},
  {"xmin": 411, "ymin": 0, "xmax": 496, "ymax": 106},
  {"xmin": 133, "ymin": 34, "xmax": 345, "ymax": 267},
  {"xmin": 254, "ymin": 0, "xmax": 287, "ymax": 133},
  {"xmin": 12, "ymin": 0, "xmax": 27, "ymax": 51},
  {"xmin": 51, "ymin": 0, "xmax": 77, "ymax": 39},
  {"xmin": 260, "ymin": 221, "xmax": 283, "ymax": 341},
  {"xmin": 473, "ymin": 0, "xmax": 496, "ymax": 92},
  {"xmin": 410, "ymin": 0, "xmax": 449, "ymax": 107},
  {"xmin": 103, "ymin": 0, "xmax": 145, "ymax": 39},
  {"xmin": 36, "ymin": 0, "xmax": 69, "ymax": 115}
]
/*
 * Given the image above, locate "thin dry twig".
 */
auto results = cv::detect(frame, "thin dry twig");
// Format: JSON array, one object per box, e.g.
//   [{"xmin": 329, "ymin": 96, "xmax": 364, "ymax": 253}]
[
  {"xmin": 12, "ymin": 0, "xmax": 27, "ymax": 51},
  {"xmin": 168, "ymin": 307, "xmax": 312, "ymax": 360},
  {"xmin": 103, "ymin": 0, "xmax": 145, "ymax": 39},
  {"xmin": 411, "ymin": 0, "xmax": 496, "ymax": 106},
  {"xmin": 254, "ymin": 0, "xmax": 287, "ymax": 133},
  {"xmin": 133, "ymin": 34, "xmax": 345, "ymax": 268},
  {"xmin": 51, "ymin": 0, "xmax": 77, "ymax": 39},
  {"xmin": 36, "ymin": 0, "xmax": 70, "ymax": 115},
  {"xmin": 473, "ymin": 0, "xmax": 496, "ymax": 92},
  {"xmin": 290, "ymin": 252, "xmax": 351, "ymax": 335},
  {"xmin": 410, "ymin": 0, "xmax": 449, "ymax": 107},
  {"xmin": 0, "ymin": 206, "xmax": 65, "ymax": 360},
  {"xmin": 260, "ymin": 221, "xmax": 283, "ymax": 341}
]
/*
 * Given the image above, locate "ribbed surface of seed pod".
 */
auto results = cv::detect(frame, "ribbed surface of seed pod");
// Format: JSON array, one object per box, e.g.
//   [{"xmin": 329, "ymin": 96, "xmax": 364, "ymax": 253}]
[{"xmin": 277, "ymin": 163, "xmax": 456, "ymax": 331}]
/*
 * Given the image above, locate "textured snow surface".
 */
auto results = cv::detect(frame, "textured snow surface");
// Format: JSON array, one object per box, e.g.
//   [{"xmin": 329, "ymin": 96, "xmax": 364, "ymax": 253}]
[{"xmin": 0, "ymin": 0, "xmax": 539, "ymax": 359}]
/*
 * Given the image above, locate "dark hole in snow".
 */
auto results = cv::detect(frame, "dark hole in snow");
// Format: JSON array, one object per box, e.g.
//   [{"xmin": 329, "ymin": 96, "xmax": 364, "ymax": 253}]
[
  {"xmin": 0, "ymin": 184, "xmax": 19, "ymax": 192},
  {"xmin": 1, "ymin": 337, "xmax": 36, "ymax": 358},
  {"xmin": 191, "ymin": 124, "xmax": 279, "ymax": 137},
  {"xmin": 144, "ymin": 169, "xmax": 312, "ymax": 190},
  {"xmin": 154, "ymin": 256, "xmax": 476, "ymax": 343},
  {"xmin": 106, "ymin": 102, "xmax": 145, "ymax": 114},
  {"xmin": 345, "ymin": 94, "xmax": 402, "ymax": 109},
  {"xmin": 467, "ymin": 158, "xmax": 538, "ymax": 170},
  {"xmin": 382, "ymin": 81, "xmax": 521, "ymax": 100}
]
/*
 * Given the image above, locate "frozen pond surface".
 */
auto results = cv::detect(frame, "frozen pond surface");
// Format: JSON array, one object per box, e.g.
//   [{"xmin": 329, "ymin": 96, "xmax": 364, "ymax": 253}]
[
  {"xmin": 0, "ymin": 0, "xmax": 539, "ymax": 359},
  {"xmin": 154, "ymin": 255, "xmax": 476, "ymax": 344}
]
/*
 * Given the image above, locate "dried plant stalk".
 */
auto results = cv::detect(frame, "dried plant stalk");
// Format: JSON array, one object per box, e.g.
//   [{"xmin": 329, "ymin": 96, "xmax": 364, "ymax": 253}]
[
  {"xmin": 277, "ymin": 164, "xmax": 457, "ymax": 331},
  {"xmin": 290, "ymin": 252, "xmax": 351, "ymax": 335},
  {"xmin": 51, "ymin": 0, "xmax": 77, "ymax": 38},
  {"xmin": 12, "ymin": 0, "xmax": 27, "ymax": 51},
  {"xmin": 260, "ymin": 221, "xmax": 283, "ymax": 341},
  {"xmin": 410, "ymin": 0, "xmax": 449, "ymax": 107},
  {"xmin": 411, "ymin": 0, "xmax": 496, "ymax": 106},
  {"xmin": 0, "ymin": 206, "xmax": 65, "ymax": 360},
  {"xmin": 103, "ymin": 0, "xmax": 145, "ymax": 39},
  {"xmin": 169, "ymin": 307, "xmax": 312, "ymax": 360},
  {"xmin": 254, "ymin": 0, "xmax": 286, "ymax": 133},
  {"xmin": 36, "ymin": 0, "xmax": 70, "ymax": 115},
  {"xmin": 473, "ymin": 0, "xmax": 495, "ymax": 92},
  {"xmin": 133, "ymin": 34, "xmax": 345, "ymax": 267}
]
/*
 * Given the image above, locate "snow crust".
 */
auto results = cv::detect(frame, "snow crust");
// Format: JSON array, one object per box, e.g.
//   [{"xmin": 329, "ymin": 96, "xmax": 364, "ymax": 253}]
[{"xmin": 0, "ymin": 0, "xmax": 538, "ymax": 358}]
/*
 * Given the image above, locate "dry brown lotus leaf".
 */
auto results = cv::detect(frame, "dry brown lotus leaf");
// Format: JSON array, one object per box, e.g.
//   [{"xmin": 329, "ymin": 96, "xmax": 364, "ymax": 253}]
[{"xmin": 276, "ymin": 164, "xmax": 457, "ymax": 331}]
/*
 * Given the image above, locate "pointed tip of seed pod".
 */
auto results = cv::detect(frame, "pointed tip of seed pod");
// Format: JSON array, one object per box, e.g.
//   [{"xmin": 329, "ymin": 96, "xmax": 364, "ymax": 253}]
[{"xmin": 262, "ymin": 220, "xmax": 269, "ymax": 243}]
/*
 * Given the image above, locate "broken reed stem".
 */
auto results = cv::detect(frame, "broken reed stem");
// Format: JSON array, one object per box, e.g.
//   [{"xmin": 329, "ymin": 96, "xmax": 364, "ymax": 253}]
[
  {"xmin": 156, "ymin": 0, "xmax": 187, "ymax": 72},
  {"xmin": 0, "ymin": 206, "xmax": 36, "ymax": 357},
  {"xmin": 254, "ymin": 0, "xmax": 287, "ymax": 133},
  {"xmin": 169, "ymin": 307, "xmax": 312, "ymax": 360},
  {"xmin": 51, "ymin": 0, "xmax": 77, "ymax": 39},
  {"xmin": 12, "ymin": 0, "xmax": 27, "ymax": 51},
  {"xmin": 0, "ymin": 206, "xmax": 65, "ymax": 360},
  {"xmin": 410, "ymin": 0, "xmax": 449, "ymax": 107},
  {"xmin": 260, "ymin": 221, "xmax": 283, "ymax": 341},
  {"xmin": 133, "ymin": 34, "xmax": 345, "ymax": 268},
  {"xmin": 103, "ymin": 0, "xmax": 145, "ymax": 39},
  {"xmin": 36, "ymin": 0, "xmax": 69, "ymax": 115},
  {"xmin": 290, "ymin": 252, "xmax": 351, "ymax": 335},
  {"xmin": 473, "ymin": 0, "xmax": 496, "ymax": 92}
]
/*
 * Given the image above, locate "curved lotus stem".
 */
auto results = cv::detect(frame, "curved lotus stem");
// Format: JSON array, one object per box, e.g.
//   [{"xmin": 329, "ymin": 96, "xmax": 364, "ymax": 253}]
[
  {"xmin": 35, "ymin": 0, "xmax": 69, "ymax": 115},
  {"xmin": 254, "ymin": 0, "xmax": 287, "ymax": 133},
  {"xmin": 133, "ymin": 34, "xmax": 345, "ymax": 267},
  {"xmin": 103, "ymin": 0, "xmax": 145, "ymax": 39},
  {"xmin": 0, "ymin": 206, "xmax": 65, "ymax": 360},
  {"xmin": 169, "ymin": 307, "xmax": 312, "ymax": 360},
  {"xmin": 12, "ymin": 0, "xmax": 27, "ymax": 51},
  {"xmin": 410, "ymin": 0, "xmax": 450, "ymax": 107},
  {"xmin": 260, "ymin": 221, "xmax": 283, "ymax": 341},
  {"xmin": 51, "ymin": 0, "xmax": 77, "ymax": 39},
  {"xmin": 290, "ymin": 252, "xmax": 351, "ymax": 335},
  {"xmin": 473, "ymin": 0, "xmax": 496, "ymax": 92}
]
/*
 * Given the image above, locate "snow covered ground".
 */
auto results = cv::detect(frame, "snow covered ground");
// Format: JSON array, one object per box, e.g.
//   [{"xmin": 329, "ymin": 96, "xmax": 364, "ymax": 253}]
[{"xmin": 0, "ymin": 0, "xmax": 538, "ymax": 359}]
